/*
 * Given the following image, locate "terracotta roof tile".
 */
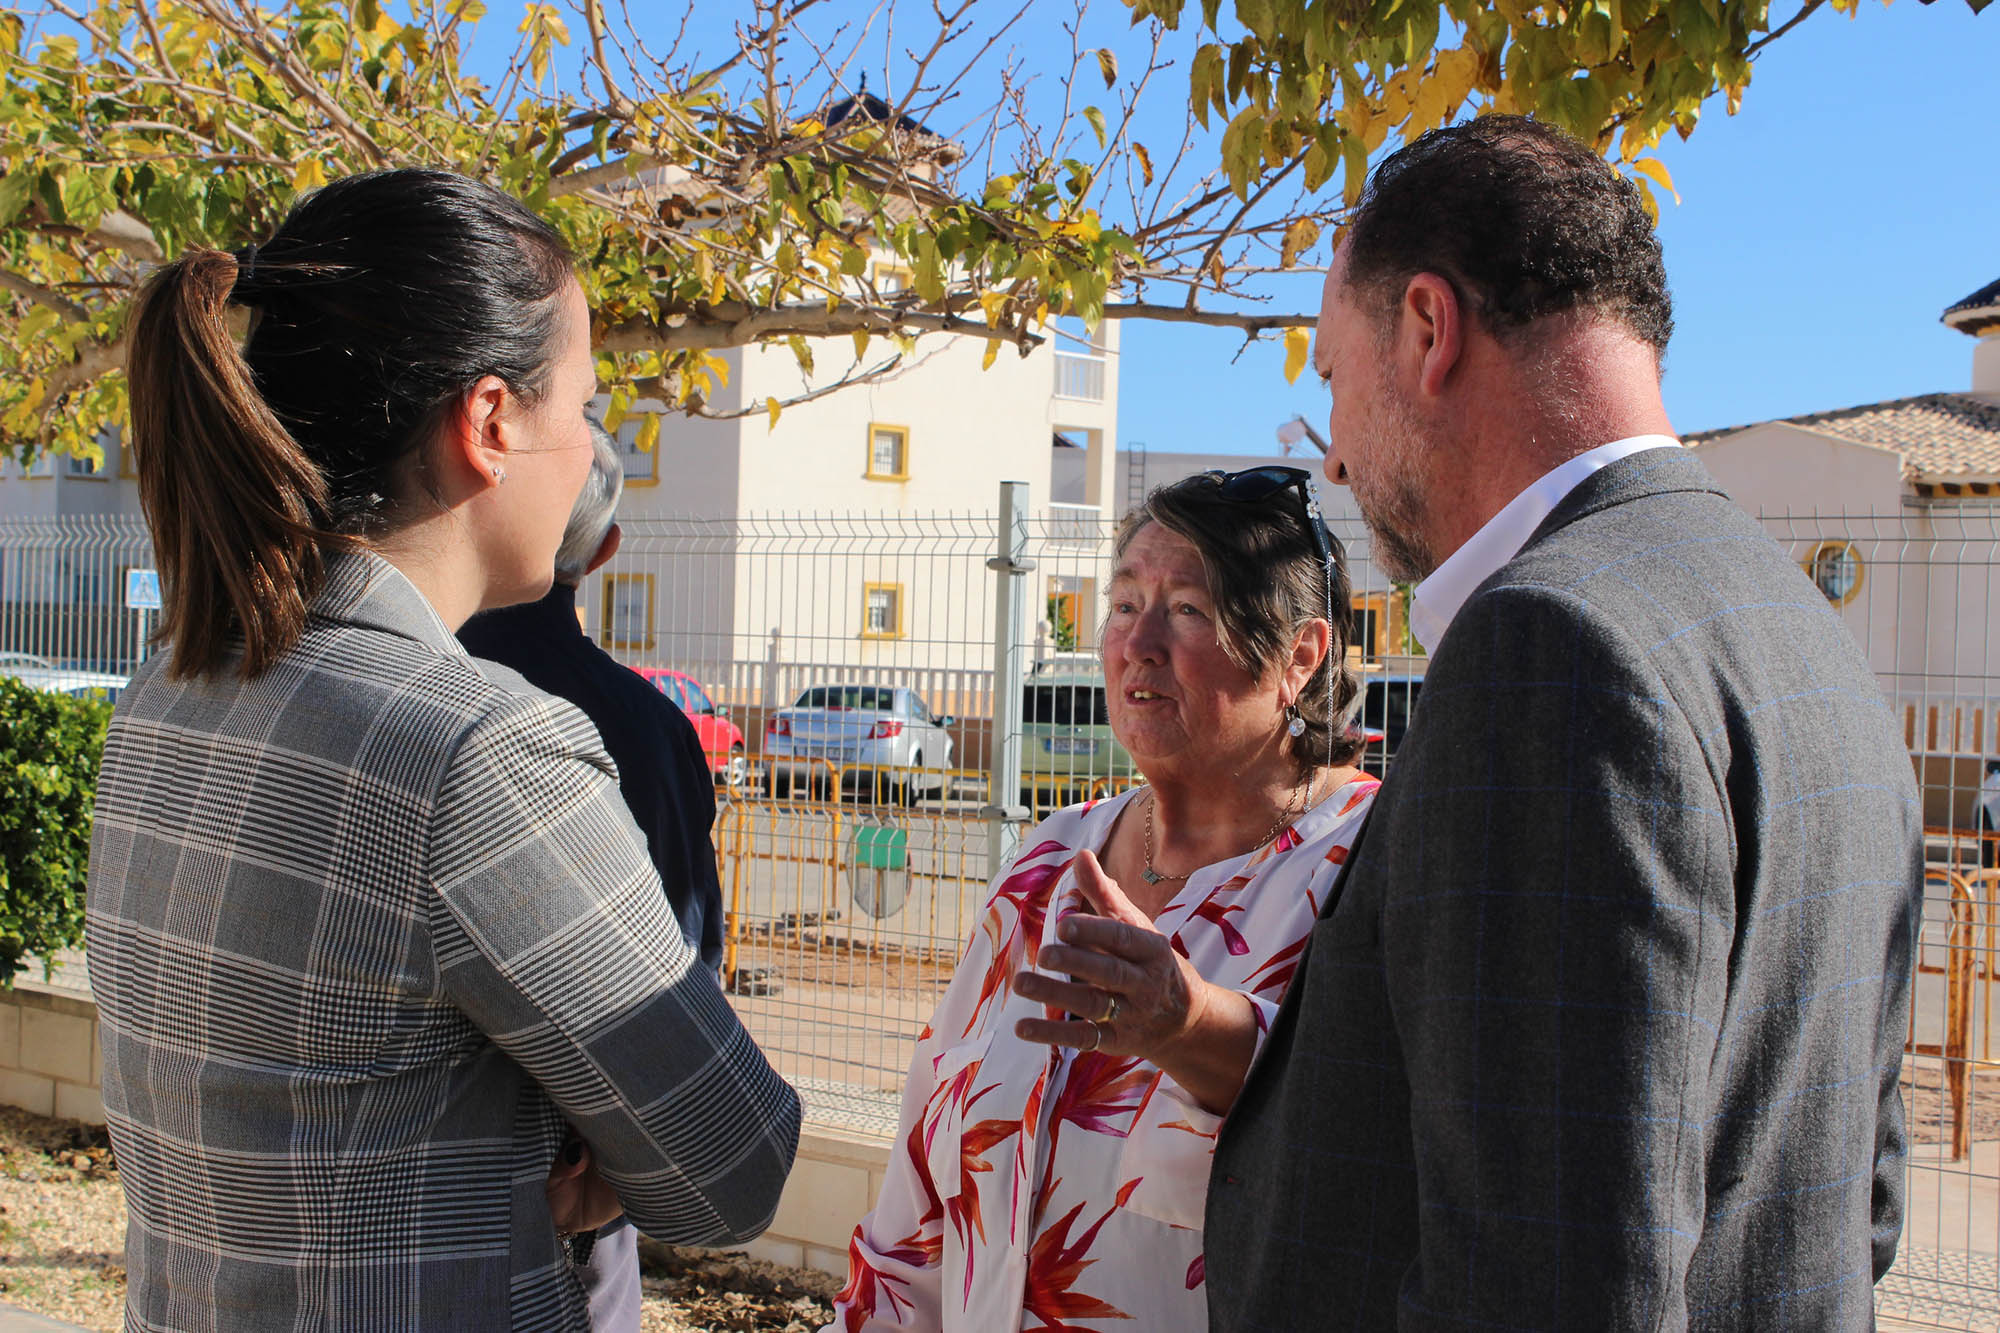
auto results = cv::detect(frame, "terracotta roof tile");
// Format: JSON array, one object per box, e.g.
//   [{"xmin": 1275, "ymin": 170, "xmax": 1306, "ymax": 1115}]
[{"xmin": 1686, "ymin": 392, "xmax": 2000, "ymax": 481}]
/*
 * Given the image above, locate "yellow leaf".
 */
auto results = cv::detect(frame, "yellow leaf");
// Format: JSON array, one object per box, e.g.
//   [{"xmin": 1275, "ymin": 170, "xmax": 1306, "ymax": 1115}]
[
  {"xmin": 634, "ymin": 411, "xmax": 660, "ymax": 453},
  {"xmin": 767, "ymin": 397, "xmax": 782, "ymax": 429},
  {"xmin": 1283, "ymin": 326, "xmax": 1311, "ymax": 384},
  {"xmin": 293, "ymin": 156, "xmax": 327, "ymax": 191},
  {"xmin": 1632, "ymin": 157, "xmax": 1680, "ymax": 205},
  {"xmin": 1279, "ymin": 217, "xmax": 1321, "ymax": 269},
  {"xmin": 710, "ymin": 273, "xmax": 727, "ymax": 305},
  {"xmin": 791, "ymin": 117, "xmax": 825, "ymax": 137},
  {"xmin": 852, "ymin": 330, "xmax": 870, "ymax": 361},
  {"xmin": 1134, "ymin": 142, "xmax": 1154, "ymax": 188},
  {"xmin": 602, "ymin": 385, "xmax": 631, "ymax": 432},
  {"xmin": 982, "ymin": 339, "xmax": 1000, "ymax": 371}
]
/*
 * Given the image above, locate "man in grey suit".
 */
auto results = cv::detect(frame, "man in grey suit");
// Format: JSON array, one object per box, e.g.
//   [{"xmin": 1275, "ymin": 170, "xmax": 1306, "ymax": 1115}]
[{"xmin": 1206, "ymin": 117, "xmax": 1922, "ymax": 1329}]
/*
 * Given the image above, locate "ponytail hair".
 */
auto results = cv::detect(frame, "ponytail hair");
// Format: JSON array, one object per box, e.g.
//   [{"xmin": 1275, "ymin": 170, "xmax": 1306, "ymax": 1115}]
[
  {"xmin": 127, "ymin": 249, "xmax": 340, "ymax": 679},
  {"xmin": 124, "ymin": 169, "xmax": 575, "ymax": 680}
]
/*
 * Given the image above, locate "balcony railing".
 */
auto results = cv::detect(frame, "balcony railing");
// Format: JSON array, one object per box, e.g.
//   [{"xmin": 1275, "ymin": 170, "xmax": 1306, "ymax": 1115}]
[
  {"xmin": 1047, "ymin": 502, "xmax": 1104, "ymax": 545},
  {"xmin": 1053, "ymin": 352, "xmax": 1106, "ymax": 402}
]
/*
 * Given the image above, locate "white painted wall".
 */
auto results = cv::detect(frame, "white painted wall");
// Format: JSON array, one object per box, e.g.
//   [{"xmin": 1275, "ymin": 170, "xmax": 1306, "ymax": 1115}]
[
  {"xmin": 1692, "ymin": 423, "xmax": 1915, "ymax": 680},
  {"xmin": 1975, "ymin": 336, "xmax": 2000, "ymax": 395}
]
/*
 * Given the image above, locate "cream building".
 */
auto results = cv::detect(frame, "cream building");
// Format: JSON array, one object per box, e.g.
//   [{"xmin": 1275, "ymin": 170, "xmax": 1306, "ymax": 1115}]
[
  {"xmin": 1686, "ymin": 277, "xmax": 2000, "ymax": 823},
  {"xmin": 591, "ymin": 314, "xmax": 1120, "ymax": 713}
]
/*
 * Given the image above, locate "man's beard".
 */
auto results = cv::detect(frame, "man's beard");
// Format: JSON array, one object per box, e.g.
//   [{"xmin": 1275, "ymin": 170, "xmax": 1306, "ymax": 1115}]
[{"xmin": 1349, "ymin": 385, "xmax": 1441, "ymax": 584}]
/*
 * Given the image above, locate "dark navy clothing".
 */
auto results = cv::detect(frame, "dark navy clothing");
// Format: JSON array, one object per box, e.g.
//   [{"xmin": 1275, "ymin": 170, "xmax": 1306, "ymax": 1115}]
[{"xmin": 460, "ymin": 582, "xmax": 725, "ymax": 971}]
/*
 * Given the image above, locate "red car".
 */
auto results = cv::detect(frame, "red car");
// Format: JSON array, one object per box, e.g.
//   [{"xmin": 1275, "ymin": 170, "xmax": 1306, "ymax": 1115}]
[{"xmin": 634, "ymin": 667, "xmax": 749, "ymax": 789}]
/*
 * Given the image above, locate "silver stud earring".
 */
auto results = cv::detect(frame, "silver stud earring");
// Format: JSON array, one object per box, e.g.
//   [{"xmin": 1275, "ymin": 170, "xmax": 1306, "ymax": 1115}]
[
  {"xmin": 1285, "ymin": 703, "xmax": 1306, "ymax": 738},
  {"xmin": 492, "ymin": 467, "xmax": 507, "ymax": 485}
]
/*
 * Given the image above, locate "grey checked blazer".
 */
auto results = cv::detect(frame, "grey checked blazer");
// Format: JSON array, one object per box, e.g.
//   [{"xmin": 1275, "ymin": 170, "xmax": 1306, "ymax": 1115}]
[
  {"xmin": 86, "ymin": 552, "xmax": 800, "ymax": 1331},
  {"xmin": 1206, "ymin": 448, "xmax": 1922, "ymax": 1330}
]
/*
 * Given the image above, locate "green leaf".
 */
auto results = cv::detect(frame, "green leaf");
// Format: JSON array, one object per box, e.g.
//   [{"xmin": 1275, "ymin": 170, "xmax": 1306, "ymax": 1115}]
[
  {"xmin": 1083, "ymin": 105, "xmax": 1108, "ymax": 150},
  {"xmin": 0, "ymin": 168, "xmax": 35, "ymax": 226}
]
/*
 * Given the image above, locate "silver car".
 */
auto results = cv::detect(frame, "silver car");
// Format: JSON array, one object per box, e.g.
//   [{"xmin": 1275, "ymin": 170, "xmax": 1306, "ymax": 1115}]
[
  {"xmin": 0, "ymin": 652, "xmax": 127, "ymax": 703},
  {"xmin": 762, "ymin": 683, "xmax": 955, "ymax": 804}
]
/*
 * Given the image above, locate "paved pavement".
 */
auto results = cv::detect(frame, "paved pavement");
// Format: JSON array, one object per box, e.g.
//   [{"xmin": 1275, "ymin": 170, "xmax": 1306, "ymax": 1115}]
[{"xmin": 0, "ymin": 1304, "xmax": 88, "ymax": 1332}]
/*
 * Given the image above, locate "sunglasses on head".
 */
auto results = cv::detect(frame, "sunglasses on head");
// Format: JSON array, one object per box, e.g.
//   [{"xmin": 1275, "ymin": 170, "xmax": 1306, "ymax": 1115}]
[{"xmin": 1197, "ymin": 465, "xmax": 1342, "ymax": 764}]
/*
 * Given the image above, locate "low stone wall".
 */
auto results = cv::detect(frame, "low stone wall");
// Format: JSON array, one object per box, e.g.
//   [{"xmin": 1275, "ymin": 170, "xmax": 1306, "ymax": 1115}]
[
  {"xmin": 0, "ymin": 980, "xmax": 105, "ymax": 1126},
  {"xmin": 741, "ymin": 1125, "xmax": 890, "ymax": 1277},
  {"xmin": 0, "ymin": 974, "xmax": 883, "ymax": 1280}
]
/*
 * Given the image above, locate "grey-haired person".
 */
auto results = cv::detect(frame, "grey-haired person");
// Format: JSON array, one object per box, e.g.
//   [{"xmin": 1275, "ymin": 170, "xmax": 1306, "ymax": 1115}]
[{"xmin": 830, "ymin": 470, "xmax": 1380, "ymax": 1330}]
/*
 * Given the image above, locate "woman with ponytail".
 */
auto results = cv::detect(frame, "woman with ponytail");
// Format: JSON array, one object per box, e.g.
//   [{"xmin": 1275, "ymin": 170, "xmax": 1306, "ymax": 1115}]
[{"xmin": 86, "ymin": 169, "xmax": 800, "ymax": 1331}]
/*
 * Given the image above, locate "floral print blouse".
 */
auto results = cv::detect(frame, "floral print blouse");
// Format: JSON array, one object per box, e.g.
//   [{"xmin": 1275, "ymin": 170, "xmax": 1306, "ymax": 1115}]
[{"xmin": 829, "ymin": 776, "xmax": 1380, "ymax": 1332}]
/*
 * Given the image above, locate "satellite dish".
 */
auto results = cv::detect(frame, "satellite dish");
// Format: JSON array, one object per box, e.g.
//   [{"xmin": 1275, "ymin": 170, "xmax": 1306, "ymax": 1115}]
[
  {"xmin": 850, "ymin": 825, "xmax": 911, "ymax": 919},
  {"xmin": 1274, "ymin": 416, "xmax": 1328, "ymax": 457}
]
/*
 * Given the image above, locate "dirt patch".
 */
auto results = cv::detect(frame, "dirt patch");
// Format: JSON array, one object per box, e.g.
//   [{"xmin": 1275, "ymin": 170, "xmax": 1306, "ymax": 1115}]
[
  {"xmin": 1902, "ymin": 1057, "xmax": 2000, "ymax": 1146},
  {"xmin": 0, "ymin": 1104, "xmax": 841, "ymax": 1332},
  {"xmin": 639, "ymin": 1244, "xmax": 839, "ymax": 1331},
  {"xmin": 731, "ymin": 925, "xmax": 958, "ymax": 993},
  {"xmin": 0, "ymin": 1105, "xmax": 125, "ymax": 1331}
]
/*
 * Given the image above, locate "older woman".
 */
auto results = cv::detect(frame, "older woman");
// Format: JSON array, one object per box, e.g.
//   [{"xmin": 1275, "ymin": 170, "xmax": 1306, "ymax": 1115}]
[{"xmin": 830, "ymin": 467, "xmax": 1380, "ymax": 1331}]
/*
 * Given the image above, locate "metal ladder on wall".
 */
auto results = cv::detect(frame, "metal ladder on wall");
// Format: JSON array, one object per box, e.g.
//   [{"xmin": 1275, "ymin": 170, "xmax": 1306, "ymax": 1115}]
[{"xmin": 1124, "ymin": 439, "xmax": 1147, "ymax": 517}]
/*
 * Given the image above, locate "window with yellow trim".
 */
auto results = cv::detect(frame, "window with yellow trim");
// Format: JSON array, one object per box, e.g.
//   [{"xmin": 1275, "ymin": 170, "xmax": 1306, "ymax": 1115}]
[
  {"xmin": 872, "ymin": 263, "xmax": 913, "ymax": 294},
  {"xmin": 1805, "ymin": 540, "xmax": 1864, "ymax": 607},
  {"xmin": 614, "ymin": 418, "xmax": 659, "ymax": 487},
  {"xmin": 601, "ymin": 572, "xmax": 656, "ymax": 650},
  {"xmin": 1351, "ymin": 593, "xmax": 1389, "ymax": 661},
  {"xmin": 862, "ymin": 582, "xmax": 904, "ymax": 640},
  {"xmin": 866, "ymin": 423, "xmax": 909, "ymax": 481}
]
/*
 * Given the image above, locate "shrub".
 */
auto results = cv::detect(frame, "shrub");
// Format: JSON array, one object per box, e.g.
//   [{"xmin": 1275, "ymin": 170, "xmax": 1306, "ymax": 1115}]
[{"xmin": 0, "ymin": 677, "xmax": 112, "ymax": 985}]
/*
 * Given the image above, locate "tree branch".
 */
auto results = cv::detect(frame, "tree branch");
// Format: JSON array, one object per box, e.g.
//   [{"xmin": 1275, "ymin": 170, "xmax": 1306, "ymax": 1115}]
[
  {"xmin": 1747, "ymin": 0, "xmax": 1826, "ymax": 57},
  {"xmin": 598, "ymin": 300, "xmax": 1046, "ymax": 353},
  {"xmin": 549, "ymin": 153, "xmax": 676, "ymax": 197},
  {"xmin": 1102, "ymin": 301, "xmax": 1312, "ymax": 333},
  {"xmin": 0, "ymin": 270, "xmax": 89, "ymax": 321},
  {"xmin": 40, "ymin": 335, "xmax": 130, "ymax": 436},
  {"xmin": 691, "ymin": 350, "xmax": 925, "ymax": 420},
  {"xmin": 89, "ymin": 210, "xmax": 164, "ymax": 261}
]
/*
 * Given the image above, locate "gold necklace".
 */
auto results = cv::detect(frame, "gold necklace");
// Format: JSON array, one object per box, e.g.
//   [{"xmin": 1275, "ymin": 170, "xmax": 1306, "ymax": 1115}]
[{"xmin": 1141, "ymin": 771, "xmax": 1316, "ymax": 887}]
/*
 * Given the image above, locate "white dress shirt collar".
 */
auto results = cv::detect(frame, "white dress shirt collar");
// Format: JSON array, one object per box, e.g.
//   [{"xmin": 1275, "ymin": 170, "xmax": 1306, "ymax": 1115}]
[{"xmin": 1407, "ymin": 434, "xmax": 1681, "ymax": 655}]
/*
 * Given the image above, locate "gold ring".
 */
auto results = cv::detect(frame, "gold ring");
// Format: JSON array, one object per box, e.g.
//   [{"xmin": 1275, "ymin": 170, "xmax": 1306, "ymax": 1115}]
[
  {"xmin": 1101, "ymin": 995, "xmax": 1121, "ymax": 1024},
  {"xmin": 1084, "ymin": 1021, "xmax": 1103, "ymax": 1052}
]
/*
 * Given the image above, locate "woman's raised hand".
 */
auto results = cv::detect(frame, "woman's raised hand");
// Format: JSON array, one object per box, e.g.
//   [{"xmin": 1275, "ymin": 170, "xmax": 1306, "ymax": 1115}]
[{"xmin": 1012, "ymin": 849, "xmax": 1213, "ymax": 1061}]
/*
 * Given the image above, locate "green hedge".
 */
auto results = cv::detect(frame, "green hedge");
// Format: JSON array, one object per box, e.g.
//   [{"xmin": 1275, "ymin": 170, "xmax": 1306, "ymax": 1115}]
[{"xmin": 0, "ymin": 676, "xmax": 112, "ymax": 985}]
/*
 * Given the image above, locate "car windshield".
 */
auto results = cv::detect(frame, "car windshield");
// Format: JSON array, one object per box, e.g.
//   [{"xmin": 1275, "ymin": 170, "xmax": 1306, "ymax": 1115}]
[
  {"xmin": 1023, "ymin": 682, "xmax": 1109, "ymax": 726},
  {"xmin": 795, "ymin": 685, "xmax": 894, "ymax": 711},
  {"xmin": 1360, "ymin": 679, "xmax": 1421, "ymax": 735}
]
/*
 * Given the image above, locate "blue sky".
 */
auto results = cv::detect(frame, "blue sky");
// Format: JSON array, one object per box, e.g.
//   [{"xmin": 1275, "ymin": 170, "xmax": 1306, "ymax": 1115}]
[
  {"xmin": 466, "ymin": 0, "xmax": 1996, "ymax": 452},
  {"xmin": 1125, "ymin": 0, "xmax": 1999, "ymax": 452}
]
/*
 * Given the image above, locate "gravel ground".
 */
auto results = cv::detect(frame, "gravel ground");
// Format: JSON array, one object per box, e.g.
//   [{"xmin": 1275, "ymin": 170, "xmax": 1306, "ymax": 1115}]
[{"xmin": 0, "ymin": 1105, "xmax": 838, "ymax": 1332}]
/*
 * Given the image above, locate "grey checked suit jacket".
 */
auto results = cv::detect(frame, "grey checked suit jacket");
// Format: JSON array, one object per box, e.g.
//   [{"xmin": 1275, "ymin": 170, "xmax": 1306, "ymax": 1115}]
[
  {"xmin": 87, "ymin": 552, "xmax": 800, "ymax": 1331},
  {"xmin": 1206, "ymin": 448, "xmax": 1921, "ymax": 1331}
]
